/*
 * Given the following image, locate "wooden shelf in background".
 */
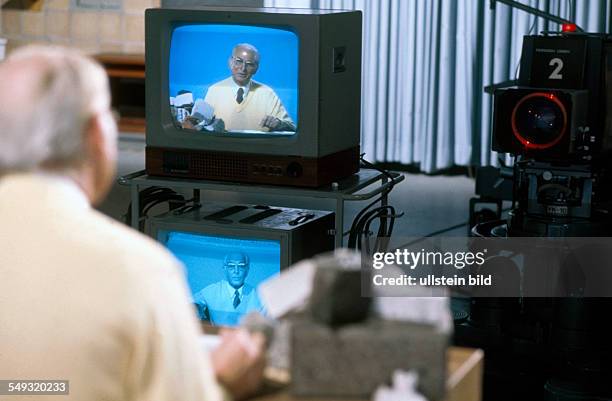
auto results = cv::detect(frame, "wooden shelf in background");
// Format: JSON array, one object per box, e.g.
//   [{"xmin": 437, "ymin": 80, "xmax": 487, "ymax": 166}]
[{"xmin": 94, "ymin": 53, "xmax": 146, "ymax": 134}]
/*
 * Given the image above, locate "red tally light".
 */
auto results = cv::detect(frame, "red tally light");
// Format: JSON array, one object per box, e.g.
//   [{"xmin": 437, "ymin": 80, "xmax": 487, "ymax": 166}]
[{"xmin": 562, "ymin": 23, "xmax": 577, "ymax": 32}]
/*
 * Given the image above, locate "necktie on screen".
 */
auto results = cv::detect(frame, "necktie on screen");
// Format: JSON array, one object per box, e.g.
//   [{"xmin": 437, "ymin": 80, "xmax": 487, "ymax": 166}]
[
  {"xmin": 236, "ymin": 88, "xmax": 244, "ymax": 104},
  {"xmin": 233, "ymin": 290, "xmax": 241, "ymax": 309}
]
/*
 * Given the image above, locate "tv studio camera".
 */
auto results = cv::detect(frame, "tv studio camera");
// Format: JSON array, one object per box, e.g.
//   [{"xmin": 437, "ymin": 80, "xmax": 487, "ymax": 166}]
[
  {"xmin": 459, "ymin": 31, "xmax": 612, "ymax": 400},
  {"xmin": 491, "ymin": 32, "xmax": 612, "ymax": 237}
]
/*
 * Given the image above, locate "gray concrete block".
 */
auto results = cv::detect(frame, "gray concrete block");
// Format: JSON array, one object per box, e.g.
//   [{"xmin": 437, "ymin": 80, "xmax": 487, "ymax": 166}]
[
  {"xmin": 290, "ymin": 318, "xmax": 447, "ymax": 400},
  {"xmin": 308, "ymin": 251, "xmax": 371, "ymax": 326}
]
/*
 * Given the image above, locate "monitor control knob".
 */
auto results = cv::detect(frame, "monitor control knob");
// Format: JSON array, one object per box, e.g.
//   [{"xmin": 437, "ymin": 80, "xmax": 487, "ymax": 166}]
[{"xmin": 286, "ymin": 162, "xmax": 303, "ymax": 178}]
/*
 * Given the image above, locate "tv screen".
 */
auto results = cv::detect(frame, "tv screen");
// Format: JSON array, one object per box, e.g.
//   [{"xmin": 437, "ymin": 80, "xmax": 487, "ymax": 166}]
[
  {"xmin": 159, "ymin": 230, "xmax": 281, "ymax": 326},
  {"xmin": 168, "ymin": 24, "xmax": 299, "ymax": 137}
]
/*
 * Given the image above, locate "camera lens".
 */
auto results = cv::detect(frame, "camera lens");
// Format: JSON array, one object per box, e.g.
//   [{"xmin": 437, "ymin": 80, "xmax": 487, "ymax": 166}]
[{"xmin": 511, "ymin": 93, "xmax": 567, "ymax": 149}]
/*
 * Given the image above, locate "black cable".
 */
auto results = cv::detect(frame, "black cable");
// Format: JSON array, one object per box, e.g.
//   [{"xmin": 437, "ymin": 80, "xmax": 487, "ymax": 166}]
[
  {"xmin": 124, "ymin": 186, "xmax": 188, "ymax": 230},
  {"xmin": 142, "ymin": 194, "xmax": 185, "ymax": 216},
  {"xmin": 418, "ymin": 221, "xmax": 470, "ymax": 239},
  {"xmin": 354, "ymin": 206, "xmax": 390, "ymax": 251},
  {"xmin": 362, "ymin": 206, "xmax": 397, "ymax": 255},
  {"xmin": 514, "ymin": 14, "xmax": 539, "ymax": 80},
  {"xmin": 348, "ymin": 192, "xmax": 389, "ymax": 249},
  {"xmin": 360, "ymin": 154, "xmax": 396, "ymax": 187},
  {"xmin": 347, "ymin": 155, "xmax": 401, "ymax": 254}
]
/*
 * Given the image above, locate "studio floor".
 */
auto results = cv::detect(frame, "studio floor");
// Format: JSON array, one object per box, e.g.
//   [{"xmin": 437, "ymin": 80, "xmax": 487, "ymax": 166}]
[{"xmin": 99, "ymin": 134, "xmax": 477, "ymax": 248}]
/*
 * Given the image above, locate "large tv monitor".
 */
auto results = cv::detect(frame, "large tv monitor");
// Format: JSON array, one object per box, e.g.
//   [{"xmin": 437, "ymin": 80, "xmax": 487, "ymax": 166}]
[{"xmin": 145, "ymin": 7, "xmax": 362, "ymax": 187}]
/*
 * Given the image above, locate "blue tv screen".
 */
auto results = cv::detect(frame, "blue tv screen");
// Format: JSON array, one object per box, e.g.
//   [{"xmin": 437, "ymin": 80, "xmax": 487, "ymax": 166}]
[
  {"xmin": 168, "ymin": 24, "xmax": 299, "ymax": 137},
  {"xmin": 159, "ymin": 230, "xmax": 281, "ymax": 327}
]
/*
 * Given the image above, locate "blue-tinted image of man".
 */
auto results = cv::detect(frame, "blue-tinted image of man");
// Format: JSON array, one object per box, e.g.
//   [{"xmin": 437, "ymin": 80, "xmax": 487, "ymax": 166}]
[{"xmin": 194, "ymin": 252, "xmax": 265, "ymax": 326}]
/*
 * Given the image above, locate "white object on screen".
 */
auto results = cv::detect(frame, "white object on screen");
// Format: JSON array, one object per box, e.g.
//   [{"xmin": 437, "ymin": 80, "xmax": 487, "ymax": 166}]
[
  {"xmin": 174, "ymin": 92, "xmax": 194, "ymax": 107},
  {"xmin": 175, "ymin": 108, "xmax": 189, "ymax": 123},
  {"xmin": 191, "ymin": 99, "xmax": 215, "ymax": 123}
]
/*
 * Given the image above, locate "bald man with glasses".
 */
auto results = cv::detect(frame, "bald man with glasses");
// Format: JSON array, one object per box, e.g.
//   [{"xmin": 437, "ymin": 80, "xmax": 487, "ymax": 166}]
[
  {"xmin": 194, "ymin": 252, "xmax": 265, "ymax": 326},
  {"xmin": 184, "ymin": 43, "xmax": 295, "ymax": 133}
]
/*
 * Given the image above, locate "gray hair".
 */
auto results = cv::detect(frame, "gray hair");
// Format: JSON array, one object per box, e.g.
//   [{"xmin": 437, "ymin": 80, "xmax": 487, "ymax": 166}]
[
  {"xmin": 0, "ymin": 45, "xmax": 110, "ymax": 171},
  {"xmin": 223, "ymin": 252, "xmax": 250, "ymax": 266},
  {"xmin": 232, "ymin": 43, "xmax": 260, "ymax": 64}
]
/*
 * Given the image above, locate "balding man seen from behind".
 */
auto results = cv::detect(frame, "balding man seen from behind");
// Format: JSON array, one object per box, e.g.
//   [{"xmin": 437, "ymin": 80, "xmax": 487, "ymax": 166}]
[{"xmin": 0, "ymin": 46, "xmax": 264, "ymax": 401}]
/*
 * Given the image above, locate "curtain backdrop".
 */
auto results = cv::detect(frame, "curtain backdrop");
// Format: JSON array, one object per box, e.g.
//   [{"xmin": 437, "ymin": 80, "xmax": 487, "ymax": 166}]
[{"xmin": 264, "ymin": 0, "xmax": 612, "ymax": 172}]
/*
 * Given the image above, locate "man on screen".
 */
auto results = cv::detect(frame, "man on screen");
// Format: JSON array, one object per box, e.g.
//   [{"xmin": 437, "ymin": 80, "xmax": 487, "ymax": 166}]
[
  {"xmin": 183, "ymin": 43, "xmax": 296, "ymax": 133},
  {"xmin": 194, "ymin": 252, "xmax": 265, "ymax": 326}
]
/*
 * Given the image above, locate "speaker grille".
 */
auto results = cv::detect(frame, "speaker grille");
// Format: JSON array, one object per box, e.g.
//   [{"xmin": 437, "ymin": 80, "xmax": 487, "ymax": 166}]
[
  {"xmin": 163, "ymin": 151, "xmax": 189, "ymax": 173},
  {"xmin": 190, "ymin": 152, "xmax": 248, "ymax": 178}
]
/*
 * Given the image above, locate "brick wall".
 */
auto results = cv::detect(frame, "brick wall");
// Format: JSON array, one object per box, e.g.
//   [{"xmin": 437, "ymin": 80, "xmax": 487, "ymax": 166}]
[{"xmin": 0, "ymin": 0, "xmax": 159, "ymax": 55}]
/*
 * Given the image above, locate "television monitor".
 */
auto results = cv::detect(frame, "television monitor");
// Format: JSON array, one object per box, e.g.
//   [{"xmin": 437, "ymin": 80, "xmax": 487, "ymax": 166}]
[
  {"xmin": 150, "ymin": 204, "xmax": 335, "ymax": 326},
  {"xmin": 145, "ymin": 7, "xmax": 362, "ymax": 187},
  {"xmin": 159, "ymin": 230, "xmax": 280, "ymax": 326}
]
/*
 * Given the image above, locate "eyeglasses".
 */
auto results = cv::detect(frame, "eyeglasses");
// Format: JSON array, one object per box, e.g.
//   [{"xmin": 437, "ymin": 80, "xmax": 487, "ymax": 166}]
[
  {"xmin": 232, "ymin": 57, "xmax": 258, "ymax": 70},
  {"xmin": 224, "ymin": 262, "xmax": 248, "ymax": 272}
]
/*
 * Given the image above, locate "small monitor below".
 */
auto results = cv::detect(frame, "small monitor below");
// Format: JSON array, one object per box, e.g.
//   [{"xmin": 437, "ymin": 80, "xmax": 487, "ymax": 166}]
[{"xmin": 159, "ymin": 230, "xmax": 281, "ymax": 326}]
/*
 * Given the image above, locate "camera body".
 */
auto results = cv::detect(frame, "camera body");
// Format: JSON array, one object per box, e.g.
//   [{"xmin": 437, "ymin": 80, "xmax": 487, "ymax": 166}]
[
  {"xmin": 491, "ymin": 34, "xmax": 612, "ymax": 232},
  {"xmin": 493, "ymin": 87, "xmax": 588, "ymax": 159},
  {"xmin": 465, "ymin": 34, "xmax": 612, "ymax": 401},
  {"xmin": 493, "ymin": 34, "xmax": 612, "ymax": 162}
]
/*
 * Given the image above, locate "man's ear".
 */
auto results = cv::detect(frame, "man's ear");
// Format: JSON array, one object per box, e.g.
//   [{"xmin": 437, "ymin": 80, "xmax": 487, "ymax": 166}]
[
  {"xmin": 83, "ymin": 110, "xmax": 117, "ymax": 205},
  {"xmin": 84, "ymin": 112, "xmax": 105, "ymax": 163},
  {"xmin": 89, "ymin": 109, "xmax": 117, "ymax": 152},
  {"xmin": 228, "ymin": 56, "xmax": 234, "ymax": 70}
]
